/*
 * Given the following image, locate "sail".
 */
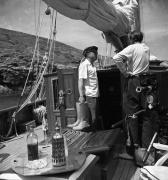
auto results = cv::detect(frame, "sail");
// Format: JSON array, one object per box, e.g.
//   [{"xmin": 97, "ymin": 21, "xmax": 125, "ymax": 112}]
[{"xmin": 43, "ymin": 0, "xmax": 138, "ymax": 37}]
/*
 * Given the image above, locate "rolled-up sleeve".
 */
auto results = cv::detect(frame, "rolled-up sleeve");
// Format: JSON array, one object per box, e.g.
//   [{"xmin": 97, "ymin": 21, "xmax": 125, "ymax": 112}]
[
  {"xmin": 113, "ymin": 45, "xmax": 133, "ymax": 74},
  {"xmin": 113, "ymin": 45, "xmax": 132, "ymax": 63},
  {"xmin": 79, "ymin": 62, "xmax": 88, "ymax": 79}
]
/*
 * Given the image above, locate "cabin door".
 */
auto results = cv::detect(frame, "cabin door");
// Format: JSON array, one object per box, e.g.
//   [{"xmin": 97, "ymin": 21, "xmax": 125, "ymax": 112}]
[
  {"xmin": 44, "ymin": 68, "xmax": 79, "ymax": 133},
  {"xmin": 57, "ymin": 68, "xmax": 79, "ymax": 128}
]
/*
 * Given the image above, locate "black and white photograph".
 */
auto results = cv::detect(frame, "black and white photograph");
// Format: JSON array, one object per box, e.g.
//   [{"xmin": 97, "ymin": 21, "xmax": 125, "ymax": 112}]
[{"xmin": 0, "ymin": 0, "xmax": 168, "ymax": 179}]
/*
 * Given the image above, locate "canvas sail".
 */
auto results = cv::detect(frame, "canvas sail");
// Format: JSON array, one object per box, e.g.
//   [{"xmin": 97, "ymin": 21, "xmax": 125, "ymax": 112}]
[{"xmin": 43, "ymin": 0, "xmax": 138, "ymax": 37}]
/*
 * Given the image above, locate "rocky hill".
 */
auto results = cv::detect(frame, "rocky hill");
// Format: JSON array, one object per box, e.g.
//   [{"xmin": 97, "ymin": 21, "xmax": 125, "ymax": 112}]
[{"xmin": 0, "ymin": 28, "xmax": 82, "ymax": 94}]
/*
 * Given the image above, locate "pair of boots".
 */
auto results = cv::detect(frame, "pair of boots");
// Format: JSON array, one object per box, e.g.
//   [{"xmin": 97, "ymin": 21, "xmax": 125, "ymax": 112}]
[{"xmin": 68, "ymin": 102, "xmax": 90, "ymax": 130}]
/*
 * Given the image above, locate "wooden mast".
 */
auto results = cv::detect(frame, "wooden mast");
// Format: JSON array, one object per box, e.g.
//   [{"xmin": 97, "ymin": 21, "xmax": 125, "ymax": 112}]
[{"xmin": 136, "ymin": 0, "xmax": 141, "ymax": 31}]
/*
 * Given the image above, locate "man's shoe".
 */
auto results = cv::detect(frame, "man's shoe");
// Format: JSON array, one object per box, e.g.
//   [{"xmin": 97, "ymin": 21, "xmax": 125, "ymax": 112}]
[
  {"xmin": 73, "ymin": 121, "xmax": 90, "ymax": 131},
  {"xmin": 68, "ymin": 102, "xmax": 90, "ymax": 128},
  {"xmin": 67, "ymin": 120, "xmax": 81, "ymax": 128},
  {"xmin": 68, "ymin": 102, "xmax": 82, "ymax": 128}
]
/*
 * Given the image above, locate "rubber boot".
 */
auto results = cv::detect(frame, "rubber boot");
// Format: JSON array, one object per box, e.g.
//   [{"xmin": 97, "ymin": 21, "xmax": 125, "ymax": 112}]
[
  {"xmin": 73, "ymin": 102, "xmax": 90, "ymax": 131},
  {"xmin": 67, "ymin": 102, "xmax": 82, "ymax": 128}
]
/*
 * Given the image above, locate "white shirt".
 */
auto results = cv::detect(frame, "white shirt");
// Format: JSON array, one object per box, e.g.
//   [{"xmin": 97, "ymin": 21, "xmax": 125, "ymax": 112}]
[
  {"xmin": 113, "ymin": 43, "xmax": 150, "ymax": 76},
  {"xmin": 78, "ymin": 59, "xmax": 99, "ymax": 97}
]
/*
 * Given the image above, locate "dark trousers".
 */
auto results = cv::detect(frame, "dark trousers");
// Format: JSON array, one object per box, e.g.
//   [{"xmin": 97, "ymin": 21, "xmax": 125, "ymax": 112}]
[
  {"xmin": 123, "ymin": 76, "xmax": 158, "ymax": 148},
  {"xmin": 86, "ymin": 96, "xmax": 99, "ymax": 130}
]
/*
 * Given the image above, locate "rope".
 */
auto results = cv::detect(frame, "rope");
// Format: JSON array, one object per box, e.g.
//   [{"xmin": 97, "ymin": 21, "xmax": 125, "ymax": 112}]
[
  {"xmin": 5, "ymin": 4, "xmax": 58, "ymax": 139},
  {"xmin": 21, "ymin": 0, "xmax": 44, "ymax": 99},
  {"xmin": 51, "ymin": 11, "xmax": 58, "ymax": 73},
  {"xmin": 34, "ymin": 0, "xmax": 37, "ymax": 33},
  {"xmin": 20, "ymin": 0, "xmax": 44, "ymax": 98},
  {"xmin": 46, "ymin": 9, "xmax": 55, "ymax": 51},
  {"xmin": 5, "ymin": 0, "xmax": 44, "ymax": 138},
  {"xmin": 38, "ymin": 11, "xmax": 58, "ymax": 99},
  {"xmin": 17, "ymin": 12, "xmax": 58, "ymax": 113},
  {"xmin": 141, "ymin": 167, "xmax": 159, "ymax": 180}
]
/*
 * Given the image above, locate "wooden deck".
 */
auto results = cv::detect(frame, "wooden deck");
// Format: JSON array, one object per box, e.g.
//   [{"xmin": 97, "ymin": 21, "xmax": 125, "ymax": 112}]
[
  {"xmin": 108, "ymin": 159, "xmax": 140, "ymax": 180},
  {"xmin": 97, "ymin": 143, "xmax": 140, "ymax": 180},
  {"xmin": 0, "ymin": 126, "xmax": 140, "ymax": 180}
]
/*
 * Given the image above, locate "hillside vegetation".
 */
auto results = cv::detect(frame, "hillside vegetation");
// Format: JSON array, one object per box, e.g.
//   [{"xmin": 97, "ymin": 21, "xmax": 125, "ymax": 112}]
[{"xmin": 0, "ymin": 28, "xmax": 82, "ymax": 94}]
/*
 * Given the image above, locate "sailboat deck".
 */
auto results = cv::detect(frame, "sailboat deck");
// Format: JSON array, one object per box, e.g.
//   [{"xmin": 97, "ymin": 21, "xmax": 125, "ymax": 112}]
[
  {"xmin": 107, "ymin": 158, "xmax": 140, "ymax": 180},
  {"xmin": 0, "ymin": 126, "xmax": 140, "ymax": 180}
]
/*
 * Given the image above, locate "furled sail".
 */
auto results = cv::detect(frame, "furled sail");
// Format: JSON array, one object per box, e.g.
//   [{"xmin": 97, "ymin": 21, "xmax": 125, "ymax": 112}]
[{"xmin": 43, "ymin": 0, "xmax": 138, "ymax": 37}]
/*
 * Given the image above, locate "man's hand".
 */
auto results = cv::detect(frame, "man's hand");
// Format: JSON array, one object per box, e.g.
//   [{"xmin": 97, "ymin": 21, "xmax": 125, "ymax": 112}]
[{"xmin": 79, "ymin": 96, "xmax": 85, "ymax": 103}]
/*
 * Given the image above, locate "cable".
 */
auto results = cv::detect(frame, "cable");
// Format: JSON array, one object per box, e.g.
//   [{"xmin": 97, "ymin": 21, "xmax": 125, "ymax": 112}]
[
  {"xmin": 5, "ymin": 0, "xmax": 44, "ymax": 138},
  {"xmin": 51, "ymin": 11, "xmax": 58, "ymax": 73},
  {"xmin": 18, "ymin": 15, "xmax": 58, "ymax": 113},
  {"xmin": 5, "ymin": 5, "xmax": 58, "ymax": 140},
  {"xmin": 141, "ymin": 167, "xmax": 160, "ymax": 180}
]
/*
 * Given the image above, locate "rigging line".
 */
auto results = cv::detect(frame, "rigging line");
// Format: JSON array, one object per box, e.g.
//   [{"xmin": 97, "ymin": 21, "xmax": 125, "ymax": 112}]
[
  {"xmin": 34, "ymin": 43, "xmax": 40, "ymax": 107},
  {"xmin": 38, "ymin": 11, "xmax": 58, "ymax": 99},
  {"xmin": 51, "ymin": 37, "xmax": 56, "ymax": 72},
  {"xmin": 51, "ymin": 11, "xmax": 58, "ymax": 72},
  {"xmin": 5, "ymin": 0, "xmax": 43, "ymax": 138},
  {"xmin": 37, "ymin": 11, "xmax": 55, "ymax": 76},
  {"xmin": 38, "ymin": 79, "xmax": 44, "ymax": 100},
  {"xmin": 141, "ymin": 168, "xmax": 159, "ymax": 180},
  {"xmin": 18, "ymin": 37, "xmax": 55, "ymax": 113},
  {"xmin": 34, "ymin": 0, "xmax": 37, "ymax": 33},
  {"xmin": 139, "ymin": 0, "xmax": 144, "ymax": 33},
  {"xmin": 18, "ymin": 17, "xmax": 57, "ymax": 111},
  {"xmin": 21, "ymin": 8, "xmax": 44, "ymax": 97},
  {"xmin": 47, "ymin": 9, "xmax": 54, "ymax": 50},
  {"xmin": 14, "ymin": 0, "xmax": 42, "ymax": 112},
  {"xmin": 19, "ymin": 9, "xmax": 58, "ymax": 111},
  {"xmin": 36, "ymin": 0, "xmax": 41, "ymax": 36},
  {"xmin": 37, "ymin": 41, "xmax": 40, "ymax": 75},
  {"xmin": 38, "ymin": 10, "xmax": 56, "ymax": 76},
  {"xmin": 15, "ymin": 4, "xmax": 45, "ymax": 115}
]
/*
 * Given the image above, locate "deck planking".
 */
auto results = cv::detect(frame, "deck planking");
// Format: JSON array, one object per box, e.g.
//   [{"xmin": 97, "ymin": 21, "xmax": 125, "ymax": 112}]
[
  {"xmin": 112, "ymin": 159, "xmax": 138, "ymax": 180},
  {"xmin": 0, "ymin": 126, "xmax": 140, "ymax": 180}
]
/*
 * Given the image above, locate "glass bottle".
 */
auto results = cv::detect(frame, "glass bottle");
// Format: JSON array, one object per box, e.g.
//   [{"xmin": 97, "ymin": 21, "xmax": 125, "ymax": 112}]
[
  {"xmin": 27, "ymin": 126, "xmax": 38, "ymax": 161},
  {"xmin": 52, "ymin": 122, "xmax": 66, "ymax": 167},
  {"xmin": 42, "ymin": 115, "xmax": 48, "ymax": 144}
]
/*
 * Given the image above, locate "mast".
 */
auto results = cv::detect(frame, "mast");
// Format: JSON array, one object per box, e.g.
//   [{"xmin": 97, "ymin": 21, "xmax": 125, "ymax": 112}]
[{"xmin": 136, "ymin": 0, "xmax": 141, "ymax": 31}]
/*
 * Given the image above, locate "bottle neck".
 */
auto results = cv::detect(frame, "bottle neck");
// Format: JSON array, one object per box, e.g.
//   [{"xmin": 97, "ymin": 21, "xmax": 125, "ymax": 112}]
[{"xmin": 29, "ymin": 127, "xmax": 34, "ymax": 133}]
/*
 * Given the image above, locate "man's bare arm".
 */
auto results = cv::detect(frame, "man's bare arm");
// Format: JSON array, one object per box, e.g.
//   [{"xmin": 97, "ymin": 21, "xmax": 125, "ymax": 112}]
[
  {"xmin": 113, "ymin": 55, "xmax": 128, "ymax": 76},
  {"xmin": 78, "ymin": 78, "xmax": 85, "ymax": 103}
]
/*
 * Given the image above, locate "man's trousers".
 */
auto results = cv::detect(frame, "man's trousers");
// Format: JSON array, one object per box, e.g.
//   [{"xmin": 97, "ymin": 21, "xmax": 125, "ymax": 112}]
[{"xmin": 123, "ymin": 76, "xmax": 158, "ymax": 148}]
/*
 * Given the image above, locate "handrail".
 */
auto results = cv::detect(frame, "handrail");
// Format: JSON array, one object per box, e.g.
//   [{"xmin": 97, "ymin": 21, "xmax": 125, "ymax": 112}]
[{"xmin": 0, "ymin": 99, "xmax": 46, "ymax": 114}]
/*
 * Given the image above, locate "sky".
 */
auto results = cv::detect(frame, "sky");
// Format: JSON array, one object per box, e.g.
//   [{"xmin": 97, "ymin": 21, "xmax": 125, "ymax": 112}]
[
  {"xmin": 141, "ymin": 0, "xmax": 168, "ymax": 60},
  {"xmin": 0, "ymin": 0, "xmax": 106, "ymax": 55},
  {"xmin": 0, "ymin": 0, "xmax": 168, "ymax": 59}
]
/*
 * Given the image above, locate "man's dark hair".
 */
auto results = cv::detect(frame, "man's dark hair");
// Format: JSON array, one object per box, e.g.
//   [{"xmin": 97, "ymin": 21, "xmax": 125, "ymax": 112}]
[
  {"xmin": 129, "ymin": 31, "xmax": 144, "ymax": 43},
  {"xmin": 83, "ymin": 46, "xmax": 98, "ymax": 57}
]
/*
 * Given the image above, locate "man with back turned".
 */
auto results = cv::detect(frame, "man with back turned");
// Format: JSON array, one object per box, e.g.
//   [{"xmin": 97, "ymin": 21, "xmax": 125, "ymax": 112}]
[{"xmin": 113, "ymin": 31, "xmax": 158, "ymax": 165}]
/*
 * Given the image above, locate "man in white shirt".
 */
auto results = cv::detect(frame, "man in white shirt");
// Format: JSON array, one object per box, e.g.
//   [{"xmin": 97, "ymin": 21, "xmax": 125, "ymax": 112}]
[
  {"xmin": 74, "ymin": 46, "xmax": 99, "ymax": 131},
  {"xmin": 113, "ymin": 31, "xmax": 158, "ymax": 162}
]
